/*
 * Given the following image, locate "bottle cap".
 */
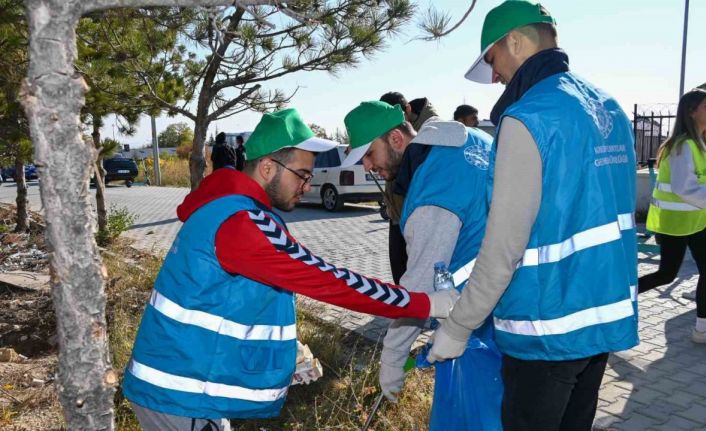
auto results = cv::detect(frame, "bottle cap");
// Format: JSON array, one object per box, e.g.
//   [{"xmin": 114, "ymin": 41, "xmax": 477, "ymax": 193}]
[{"xmin": 434, "ymin": 261, "xmax": 446, "ymax": 271}]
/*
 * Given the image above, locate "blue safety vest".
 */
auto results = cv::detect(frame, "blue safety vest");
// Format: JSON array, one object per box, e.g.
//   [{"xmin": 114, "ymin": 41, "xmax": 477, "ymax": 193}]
[
  {"xmin": 123, "ymin": 195, "xmax": 297, "ymax": 419},
  {"xmin": 400, "ymin": 128, "xmax": 493, "ymax": 286},
  {"xmin": 492, "ymin": 72, "xmax": 639, "ymax": 361}
]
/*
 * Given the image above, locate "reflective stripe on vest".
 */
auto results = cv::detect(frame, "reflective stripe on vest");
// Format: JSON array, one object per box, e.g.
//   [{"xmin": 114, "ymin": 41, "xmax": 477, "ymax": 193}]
[
  {"xmin": 451, "ymin": 214, "xmax": 635, "ymax": 288},
  {"xmin": 150, "ymin": 290, "xmax": 297, "ymax": 341},
  {"xmin": 651, "ymin": 199, "xmax": 700, "ymax": 212},
  {"xmin": 452, "ymin": 258, "xmax": 477, "ymax": 287},
  {"xmin": 494, "ymin": 284, "xmax": 636, "ymax": 336},
  {"xmin": 517, "ymin": 212, "xmax": 634, "ymax": 267},
  {"xmin": 128, "ymin": 359, "xmax": 288, "ymax": 402},
  {"xmin": 655, "ymin": 181, "xmax": 672, "ymax": 193}
]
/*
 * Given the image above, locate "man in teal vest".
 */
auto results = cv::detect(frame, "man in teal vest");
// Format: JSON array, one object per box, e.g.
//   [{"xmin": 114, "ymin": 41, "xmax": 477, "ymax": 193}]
[
  {"xmin": 123, "ymin": 108, "xmax": 459, "ymax": 431},
  {"xmin": 341, "ymin": 101, "xmax": 502, "ymax": 429},
  {"xmin": 427, "ymin": 2, "xmax": 639, "ymax": 430}
]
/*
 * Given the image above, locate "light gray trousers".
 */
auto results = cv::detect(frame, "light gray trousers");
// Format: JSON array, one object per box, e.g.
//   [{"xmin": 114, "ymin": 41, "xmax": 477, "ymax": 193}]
[{"xmin": 131, "ymin": 402, "xmax": 231, "ymax": 431}]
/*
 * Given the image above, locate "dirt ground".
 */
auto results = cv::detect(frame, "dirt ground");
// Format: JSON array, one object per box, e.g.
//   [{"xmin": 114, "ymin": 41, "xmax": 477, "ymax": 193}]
[
  {"xmin": 0, "ymin": 279, "xmax": 60, "ymax": 430},
  {"xmin": 0, "ymin": 204, "xmax": 63, "ymax": 430}
]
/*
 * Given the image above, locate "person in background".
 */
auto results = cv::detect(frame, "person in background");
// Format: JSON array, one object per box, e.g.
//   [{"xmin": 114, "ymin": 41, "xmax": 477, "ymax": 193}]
[
  {"xmin": 235, "ymin": 135, "xmax": 246, "ymax": 171},
  {"xmin": 427, "ymin": 2, "xmax": 639, "ymax": 430},
  {"xmin": 640, "ymin": 89, "xmax": 706, "ymax": 343},
  {"xmin": 211, "ymin": 131, "xmax": 237, "ymax": 171},
  {"xmin": 123, "ymin": 109, "xmax": 459, "ymax": 431},
  {"xmin": 674, "ymin": 83, "xmax": 706, "ymax": 302},
  {"xmin": 453, "ymin": 104, "xmax": 480, "ymax": 127},
  {"xmin": 378, "ymin": 91, "xmax": 440, "ymax": 284},
  {"xmin": 379, "ymin": 92, "xmax": 439, "ymax": 132}
]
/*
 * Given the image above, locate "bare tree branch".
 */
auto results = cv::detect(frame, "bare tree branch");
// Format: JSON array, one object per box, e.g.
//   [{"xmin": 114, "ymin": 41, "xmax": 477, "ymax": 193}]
[
  {"xmin": 207, "ymin": 83, "xmax": 260, "ymax": 120},
  {"xmin": 418, "ymin": 0, "xmax": 477, "ymax": 41},
  {"xmin": 82, "ymin": 0, "xmax": 317, "ymax": 23},
  {"xmin": 84, "ymin": 0, "xmax": 229, "ymax": 14}
]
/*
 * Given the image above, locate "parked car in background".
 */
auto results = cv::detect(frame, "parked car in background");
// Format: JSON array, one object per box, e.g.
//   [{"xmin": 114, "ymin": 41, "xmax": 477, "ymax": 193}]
[
  {"xmin": 1, "ymin": 164, "xmax": 38, "ymax": 182},
  {"xmin": 302, "ymin": 145, "xmax": 383, "ymax": 211},
  {"xmin": 102, "ymin": 155, "xmax": 138, "ymax": 187}
]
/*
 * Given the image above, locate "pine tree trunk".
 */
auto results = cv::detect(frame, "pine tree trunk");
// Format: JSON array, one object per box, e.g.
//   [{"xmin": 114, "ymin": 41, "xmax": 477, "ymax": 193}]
[
  {"xmin": 92, "ymin": 122, "xmax": 108, "ymax": 234},
  {"xmin": 14, "ymin": 157, "xmax": 29, "ymax": 233},
  {"xmin": 189, "ymin": 118, "xmax": 209, "ymax": 190},
  {"xmin": 20, "ymin": 1, "xmax": 116, "ymax": 429}
]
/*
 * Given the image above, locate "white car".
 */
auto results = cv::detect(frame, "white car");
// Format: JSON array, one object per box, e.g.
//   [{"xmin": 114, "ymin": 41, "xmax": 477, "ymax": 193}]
[{"xmin": 303, "ymin": 145, "xmax": 383, "ymax": 211}]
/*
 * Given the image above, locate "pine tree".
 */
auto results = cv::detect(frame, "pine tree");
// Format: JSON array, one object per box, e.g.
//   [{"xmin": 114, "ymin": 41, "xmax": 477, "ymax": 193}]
[
  {"xmin": 128, "ymin": 1, "xmax": 415, "ymax": 189},
  {"xmin": 0, "ymin": 0, "xmax": 31, "ymax": 232}
]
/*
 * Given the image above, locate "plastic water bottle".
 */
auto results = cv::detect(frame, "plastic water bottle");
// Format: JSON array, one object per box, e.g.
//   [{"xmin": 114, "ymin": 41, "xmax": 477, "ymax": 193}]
[
  {"xmin": 433, "ymin": 261, "xmax": 455, "ymax": 291},
  {"xmin": 419, "ymin": 261, "xmax": 456, "ymax": 369},
  {"xmin": 429, "ymin": 261, "xmax": 454, "ymax": 332}
]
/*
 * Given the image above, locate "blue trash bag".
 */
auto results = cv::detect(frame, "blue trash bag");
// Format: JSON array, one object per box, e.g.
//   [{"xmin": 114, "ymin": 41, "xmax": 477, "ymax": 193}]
[{"xmin": 419, "ymin": 318, "xmax": 504, "ymax": 431}]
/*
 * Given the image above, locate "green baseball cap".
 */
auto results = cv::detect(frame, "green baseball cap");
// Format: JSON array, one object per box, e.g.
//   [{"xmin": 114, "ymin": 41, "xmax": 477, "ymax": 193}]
[
  {"xmin": 465, "ymin": 1, "xmax": 556, "ymax": 83},
  {"xmin": 245, "ymin": 108, "xmax": 338, "ymax": 160},
  {"xmin": 340, "ymin": 101, "xmax": 405, "ymax": 168}
]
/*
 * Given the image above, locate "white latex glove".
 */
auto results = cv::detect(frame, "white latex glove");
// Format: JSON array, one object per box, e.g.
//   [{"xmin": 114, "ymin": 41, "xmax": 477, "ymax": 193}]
[
  {"xmin": 426, "ymin": 288, "xmax": 460, "ymax": 319},
  {"xmin": 379, "ymin": 360, "xmax": 406, "ymax": 402},
  {"xmin": 426, "ymin": 324, "xmax": 468, "ymax": 364}
]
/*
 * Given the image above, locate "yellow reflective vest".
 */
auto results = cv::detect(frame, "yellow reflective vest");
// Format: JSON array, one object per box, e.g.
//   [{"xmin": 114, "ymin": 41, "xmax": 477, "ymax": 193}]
[{"xmin": 646, "ymin": 138, "xmax": 706, "ymax": 236}]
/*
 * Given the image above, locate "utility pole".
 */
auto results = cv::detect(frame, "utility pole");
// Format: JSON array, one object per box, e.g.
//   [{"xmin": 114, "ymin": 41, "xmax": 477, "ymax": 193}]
[
  {"xmin": 679, "ymin": 0, "xmax": 690, "ymax": 98},
  {"xmin": 151, "ymin": 115, "xmax": 161, "ymax": 186}
]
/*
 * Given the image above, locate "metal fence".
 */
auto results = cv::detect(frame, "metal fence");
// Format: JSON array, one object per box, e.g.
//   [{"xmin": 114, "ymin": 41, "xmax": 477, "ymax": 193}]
[{"xmin": 632, "ymin": 103, "xmax": 676, "ymax": 166}]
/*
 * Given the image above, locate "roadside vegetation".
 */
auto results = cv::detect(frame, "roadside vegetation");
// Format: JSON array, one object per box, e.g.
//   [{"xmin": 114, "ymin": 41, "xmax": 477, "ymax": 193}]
[
  {"xmin": 95, "ymin": 205, "xmax": 137, "ymax": 247},
  {"xmin": 135, "ymin": 153, "xmax": 212, "ymax": 189}
]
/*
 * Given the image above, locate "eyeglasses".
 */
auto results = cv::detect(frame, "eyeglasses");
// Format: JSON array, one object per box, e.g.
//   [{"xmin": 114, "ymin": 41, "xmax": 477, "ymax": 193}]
[{"xmin": 271, "ymin": 159, "xmax": 314, "ymax": 186}]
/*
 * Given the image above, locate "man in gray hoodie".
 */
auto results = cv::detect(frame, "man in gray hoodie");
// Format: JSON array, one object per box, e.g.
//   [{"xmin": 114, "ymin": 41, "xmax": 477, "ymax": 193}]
[
  {"xmin": 378, "ymin": 92, "xmax": 440, "ymax": 285},
  {"xmin": 341, "ymin": 100, "xmax": 500, "ymax": 428}
]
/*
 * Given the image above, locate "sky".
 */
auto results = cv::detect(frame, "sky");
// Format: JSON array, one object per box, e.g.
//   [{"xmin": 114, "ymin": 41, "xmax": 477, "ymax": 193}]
[{"xmin": 103, "ymin": 0, "xmax": 706, "ymax": 147}]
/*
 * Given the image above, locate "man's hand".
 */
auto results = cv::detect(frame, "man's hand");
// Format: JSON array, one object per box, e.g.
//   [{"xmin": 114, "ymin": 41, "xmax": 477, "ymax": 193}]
[
  {"xmin": 379, "ymin": 360, "xmax": 406, "ymax": 402},
  {"xmin": 427, "ymin": 288, "xmax": 460, "ymax": 318},
  {"xmin": 426, "ymin": 324, "xmax": 468, "ymax": 364}
]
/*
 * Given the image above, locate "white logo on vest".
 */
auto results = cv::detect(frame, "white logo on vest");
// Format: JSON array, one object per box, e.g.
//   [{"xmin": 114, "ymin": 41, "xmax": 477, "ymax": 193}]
[
  {"xmin": 464, "ymin": 142, "xmax": 490, "ymax": 170},
  {"xmin": 586, "ymin": 98, "xmax": 613, "ymax": 139}
]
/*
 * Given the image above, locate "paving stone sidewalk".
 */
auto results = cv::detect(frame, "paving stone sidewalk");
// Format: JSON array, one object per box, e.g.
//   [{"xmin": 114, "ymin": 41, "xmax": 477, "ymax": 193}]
[{"xmin": 2, "ymin": 182, "xmax": 705, "ymax": 430}]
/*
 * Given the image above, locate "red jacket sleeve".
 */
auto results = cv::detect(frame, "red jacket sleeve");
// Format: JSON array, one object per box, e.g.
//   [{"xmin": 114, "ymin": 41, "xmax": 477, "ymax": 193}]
[{"xmin": 214, "ymin": 209, "xmax": 430, "ymax": 320}]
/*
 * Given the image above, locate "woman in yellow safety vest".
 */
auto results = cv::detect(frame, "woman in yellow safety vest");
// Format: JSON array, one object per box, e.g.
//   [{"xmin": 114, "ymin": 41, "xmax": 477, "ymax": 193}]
[{"xmin": 641, "ymin": 89, "xmax": 706, "ymax": 343}]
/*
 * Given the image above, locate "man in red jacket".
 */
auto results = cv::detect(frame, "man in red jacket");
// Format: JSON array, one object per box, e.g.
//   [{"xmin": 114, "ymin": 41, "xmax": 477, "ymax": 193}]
[
  {"xmin": 126, "ymin": 108, "xmax": 458, "ymax": 431},
  {"xmin": 181, "ymin": 110, "xmax": 456, "ymax": 317}
]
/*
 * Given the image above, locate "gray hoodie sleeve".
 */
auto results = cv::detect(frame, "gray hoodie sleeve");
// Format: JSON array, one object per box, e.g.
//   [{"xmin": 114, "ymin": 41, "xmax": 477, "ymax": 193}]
[
  {"xmin": 381, "ymin": 205, "xmax": 461, "ymax": 367},
  {"xmin": 670, "ymin": 143, "xmax": 706, "ymax": 209},
  {"xmin": 443, "ymin": 116, "xmax": 543, "ymax": 339}
]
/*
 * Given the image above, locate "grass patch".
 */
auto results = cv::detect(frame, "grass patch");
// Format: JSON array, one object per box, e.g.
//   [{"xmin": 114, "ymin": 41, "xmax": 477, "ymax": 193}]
[
  {"xmin": 227, "ymin": 306, "xmax": 434, "ymax": 431},
  {"xmin": 102, "ymin": 242, "xmax": 162, "ymax": 431}
]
